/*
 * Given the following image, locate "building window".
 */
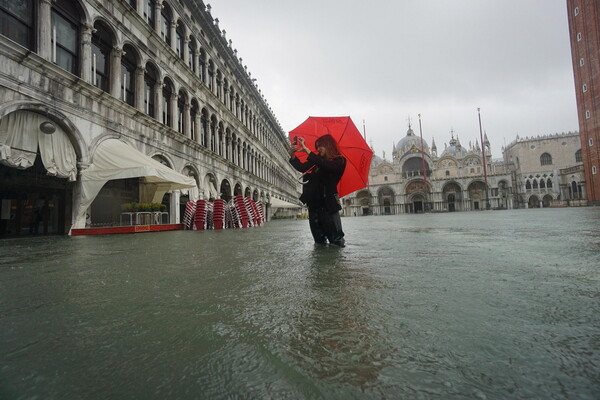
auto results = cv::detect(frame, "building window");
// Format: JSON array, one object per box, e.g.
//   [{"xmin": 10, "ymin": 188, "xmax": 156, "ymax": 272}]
[
  {"xmin": 575, "ymin": 7, "xmax": 579, "ymax": 16},
  {"xmin": 445, "ymin": 170, "xmax": 450, "ymax": 176},
  {"xmin": 586, "ymin": 110, "xmax": 591, "ymax": 119},
  {"xmin": 525, "ymin": 180, "xmax": 531, "ymax": 190},
  {"xmin": 0, "ymin": 0, "xmax": 34, "ymax": 50},
  {"xmin": 575, "ymin": 149, "xmax": 582, "ymax": 163},
  {"xmin": 384, "ymin": 176, "xmax": 388, "ymax": 181},
  {"xmin": 540, "ymin": 152, "xmax": 552, "ymax": 166},
  {"xmin": 188, "ymin": 39, "xmax": 196, "ymax": 71},
  {"xmin": 144, "ymin": 0, "xmax": 155, "ymax": 26},
  {"xmin": 583, "ymin": 84, "xmax": 588, "ymax": 93},
  {"xmin": 547, "ymin": 178, "xmax": 552, "ymax": 188},
  {"xmin": 121, "ymin": 44, "xmax": 137, "ymax": 107},
  {"xmin": 175, "ymin": 23, "xmax": 185, "ymax": 58},
  {"xmin": 580, "ymin": 58, "xmax": 585, "ymax": 67},
  {"xmin": 162, "ymin": 81, "xmax": 173, "ymax": 127},
  {"xmin": 577, "ymin": 32, "xmax": 582, "ymax": 41},
  {"xmin": 592, "ymin": 166, "xmax": 597, "ymax": 175},
  {"xmin": 160, "ymin": 4, "xmax": 172, "ymax": 45},
  {"xmin": 51, "ymin": 0, "xmax": 81, "ymax": 75},
  {"xmin": 533, "ymin": 180, "xmax": 538, "ymax": 189},
  {"xmin": 144, "ymin": 63, "xmax": 158, "ymax": 118},
  {"xmin": 91, "ymin": 22, "xmax": 113, "ymax": 93},
  {"xmin": 589, "ymin": 138, "xmax": 594, "ymax": 146}
]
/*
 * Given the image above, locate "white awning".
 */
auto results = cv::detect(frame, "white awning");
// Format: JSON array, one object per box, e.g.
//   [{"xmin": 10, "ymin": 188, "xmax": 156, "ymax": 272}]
[
  {"xmin": 71, "ymin": 139, "xmax": 196, "ymax": 231},
  {"xmin": 269, "ymin": 197, "xmax": 301, "ymax": 208}
]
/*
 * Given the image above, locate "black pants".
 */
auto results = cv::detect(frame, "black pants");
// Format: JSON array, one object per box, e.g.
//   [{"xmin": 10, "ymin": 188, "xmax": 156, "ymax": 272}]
[{"xmin": 308, "ymin": 208, "xmax": 345, "ymax": 246}]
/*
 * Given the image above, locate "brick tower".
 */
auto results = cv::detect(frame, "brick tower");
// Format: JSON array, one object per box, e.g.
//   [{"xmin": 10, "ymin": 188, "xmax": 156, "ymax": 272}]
[{"xmin": 567, "ymin": 0, "xmax": 600, "ymax": 204}]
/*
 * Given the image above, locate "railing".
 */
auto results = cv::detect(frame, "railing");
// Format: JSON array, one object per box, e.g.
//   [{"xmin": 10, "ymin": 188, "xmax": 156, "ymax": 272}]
[{"xmin": 120, "ymin": 212, "xmax": 169, "ymax": 226}]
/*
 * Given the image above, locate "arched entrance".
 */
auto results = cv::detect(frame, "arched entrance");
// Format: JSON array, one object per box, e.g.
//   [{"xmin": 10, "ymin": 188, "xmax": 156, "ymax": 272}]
[
  {"xmin": 356, "ymin": 190, "xmax": 371, "ymax": 216},
  {"xmin": 220, "ymin": 179, "xmax": 232, "ymax": 202},
  {"xmin": 405, "ymin": 180, "xmax": 430, "ymax": 213},
  {"xmin": 468, "ymin": 181, "xmax": 487, "ymax": 210},
  {"xmin": 528, "ymin": 195, "xmax": 541, "ymax": 208},
  {"xmin": 542, "ymin": 194, "xmax": 553, "ymax": 208},
  {"xmin": 377, "ymin": 187, "xmax": 395, "ymax": 215},
  {"xmin": 442, "ymin": 182, "xmax": 462, "ymax": 212},
  {"xmin": 234, "ymin": 183, "xmax": 243, "ymax": 196},
  {"xmin": 0, "ymin": 109, "xmax": 81, "ymax": 236}
]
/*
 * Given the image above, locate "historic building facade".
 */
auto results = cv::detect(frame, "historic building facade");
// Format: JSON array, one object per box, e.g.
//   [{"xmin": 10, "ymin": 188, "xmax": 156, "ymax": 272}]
[
  {"xmin": 502, "ymin": 132, "xmax": 585, "ymax": 208},
  {"xmin": 567, "ymin": 0, "xmax": 600, "ymax": 204},
  {"xmin": 342, "ymin": 126, "xmax": 584, "ymax": 215},
  {"xmin": 0, "ymin": 0, "xmax": 299, "ymax": 236}
]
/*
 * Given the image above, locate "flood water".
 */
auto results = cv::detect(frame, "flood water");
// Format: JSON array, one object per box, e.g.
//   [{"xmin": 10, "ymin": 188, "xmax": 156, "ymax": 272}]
[{"xmin": 1, "ymin": 208, "xmax": 599, "ymax": 399}]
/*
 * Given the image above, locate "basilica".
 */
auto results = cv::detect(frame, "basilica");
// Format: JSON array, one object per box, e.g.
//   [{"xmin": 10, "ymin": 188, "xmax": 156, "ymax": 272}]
[{"xmin": 342, "ymin": 124, "xmax": 584, "ymax": 215}]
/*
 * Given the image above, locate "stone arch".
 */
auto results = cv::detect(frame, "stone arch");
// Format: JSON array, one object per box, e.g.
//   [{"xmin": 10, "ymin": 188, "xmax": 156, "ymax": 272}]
[
  {"xmin": 219, "ymin": 179, "xmax": 232, "ymax": 201},
  {"xmin": 542, "ymin": 194, "xmax": 553, "ymax": 208},
  {"xmin": 204, "ymin": 173, "xmax": 218, "ymax": 201},
  {"xmin": 244, "ymin": 186, "xmax": 251, "ymax": 197},
  {"xmin": 0, "ymin": 101, "xmax": 88, "ymax": 162},
  {"xmin": 528, "ymin": 194, "xmax": 541, "ymax": 208},
  {"xmin": 233, "ymin": 182, "xmax": 243, "ymax": 196},
  {"xmin": 467, "ymin": 180, "xmax": 487, "ymax": 210},
  {"xmin": 377, "ymin": 186, "xmax": 395, "ymax": 215},
  {"xmin": 442, "ymin": 181, "xmax": 463, "ymax": 212}
]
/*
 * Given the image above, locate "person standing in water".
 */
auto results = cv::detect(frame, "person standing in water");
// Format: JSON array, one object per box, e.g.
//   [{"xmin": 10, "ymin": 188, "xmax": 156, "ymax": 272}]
[{"xmin": 289, "ymin": 134, "xmax": 346, "ymax": 246}]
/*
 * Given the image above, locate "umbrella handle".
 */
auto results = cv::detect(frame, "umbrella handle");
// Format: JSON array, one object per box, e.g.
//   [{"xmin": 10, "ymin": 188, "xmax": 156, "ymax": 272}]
[{"xmin": 297, "ymin": 165, "xmax": 315, "ymax": 184}]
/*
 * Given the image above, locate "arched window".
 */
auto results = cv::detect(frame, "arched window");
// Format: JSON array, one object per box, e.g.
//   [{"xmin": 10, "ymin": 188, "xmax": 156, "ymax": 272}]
[
  {"xmin": 92, "ymin": 21, "xmax": 113, "ymax": 93},
  {"xmin": 575, "ymin": 149, "xmax": 582, "ymax": 163},
  {"xmin": 52, "ymin": 0, "xmax": 81, "ymax": 75},
  {"xmin": 525, "ymin": 180, "xmax": 531, "ymax": 190},
  {"xmin": 533, "ymin": 180, "xmax": 538, "ymax": 189},
  {"xmin": 1, "ymin": 0, "xmax": 35, "ymax": 50},
  {"xmin": 162, "ymin": 79, "xmax": 173, "ymax": 127},
  {"xmin": 571, "ymin": 181, "xmax": 578, "ymax": 196},
  {"xmin": 540, "ymin": 152, "xmax": 552, "ymax": 166},
  {"xmin": 144, "ymin": 63, "xmax": 158, "ymax": 118},
  {"xmin": 201, "ymin": 109, "xmax": 209, "ymax": 147},
  {"xmin": 143, "ymin": 0, "xmax": 155, "ymax": 26},
  {"xmin": 160, "ymin": 3, "xmax": 172, "ymax": 45},
  {"xmin": 121, "ymin": 44, "xmax": 137, "ymax": 107},
  {"xmin": 547, "ymin": 178, "xmax": 553, "ymax": 188},
  {"xmin": 175, "ymin": 22, "xmax": 185, "ymax": 58},
  {"xmin": 540, "ymin": 179, "xmax": 546, "ymax": 189}
]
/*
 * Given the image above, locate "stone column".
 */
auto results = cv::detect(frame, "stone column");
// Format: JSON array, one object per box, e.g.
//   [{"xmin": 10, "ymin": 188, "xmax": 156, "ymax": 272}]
[
  {"xmin": 38, "ymin": 0, "xmax": 53, "ymax": 61},
  {"xmin": 136, "ymin": 0, "xmax": 144, "ymax": 18},
  {"xmin": 110, "ymin": 46, "xmax": 124, "ymax": 98},
  {"xmin": 170, "ymin": 190, "xmax": 180, "ymax": 224},
  {"xmin": 182, "ymin": 36, "xmax": 190, "ymax": 65},
  {"xmin": 154, "ymin": 82, "xmax": 164, "ymax": 122},
  {"xmin": 81, "ymin": 24, "xmax": 95, "ymax": 84},
  {"xmin": 170, "ymin": 21, "xmax": 177, "ymax": 52},
  {"xmin": 170, "ymin": 93, "xmax": 178, "ymax": 130},
  {"xmin": 154, "ymin": 0, "xmax": 163, "ymax": 33},
  {"xmin": 193, "ymin": 114, "xmax": 200, "ymax": 143},
  {"xmin": 183, "ymin": 103, "xmax": 191, "ymax": 138},
  {"xmin": 135, "ymin": 67, "xmax": 145, "ymax": 112}
]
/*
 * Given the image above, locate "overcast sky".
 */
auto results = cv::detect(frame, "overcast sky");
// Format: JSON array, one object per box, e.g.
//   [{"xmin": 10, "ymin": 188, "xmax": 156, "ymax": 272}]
[{"xmin": 209, "ymin": 1, "xmax": 578, "ymax": 160}]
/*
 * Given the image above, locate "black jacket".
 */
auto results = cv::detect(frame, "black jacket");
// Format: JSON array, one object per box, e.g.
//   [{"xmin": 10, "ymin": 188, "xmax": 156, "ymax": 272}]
[{"xmin": 290, "ymin": 152, "xmax": 346, "ymax": 212}]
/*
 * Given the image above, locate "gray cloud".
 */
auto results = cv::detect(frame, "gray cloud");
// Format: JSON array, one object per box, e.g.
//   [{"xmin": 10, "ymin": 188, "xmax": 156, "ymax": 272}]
[{"xmin": 211, "ymin": 0, "xmax": 578, "ymax": 159}]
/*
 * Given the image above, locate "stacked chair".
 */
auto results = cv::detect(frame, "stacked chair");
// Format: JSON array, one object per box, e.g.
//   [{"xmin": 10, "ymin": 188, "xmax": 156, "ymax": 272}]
[
  {"xmin": 193, "ymin": 199, "xmax": 211, "ymax": 230},
  {"xmin": 212, "ymin": 199, "xmax": 226, "ymax": 229},
  {"xmin": 182, "ymin": 201, "xmax": 196, "ymax": 230}
]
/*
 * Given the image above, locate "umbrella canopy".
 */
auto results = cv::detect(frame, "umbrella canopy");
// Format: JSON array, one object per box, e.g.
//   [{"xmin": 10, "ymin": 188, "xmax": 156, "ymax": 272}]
[{"xmin": 289, "ymin": 116, "xmax": 373, "ymax": 197}]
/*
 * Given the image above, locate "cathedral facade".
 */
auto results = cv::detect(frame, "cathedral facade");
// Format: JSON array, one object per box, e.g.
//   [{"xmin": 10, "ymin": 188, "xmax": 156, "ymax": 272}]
[{"xmin": 342, "ymin": 126, "xmax": 584, "ymax": 216}]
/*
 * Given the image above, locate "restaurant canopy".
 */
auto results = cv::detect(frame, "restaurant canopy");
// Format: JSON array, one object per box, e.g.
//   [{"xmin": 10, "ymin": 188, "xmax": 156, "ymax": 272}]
[{"xmin": 71, "ymin": 139, "xmax": 197, "ymax": 231}]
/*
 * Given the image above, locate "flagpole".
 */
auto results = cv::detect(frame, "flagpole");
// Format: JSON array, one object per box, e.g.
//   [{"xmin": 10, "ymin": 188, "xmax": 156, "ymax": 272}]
[
  {"xmin": 477, "ymin": 107, "xmax": 490, "ymax": 209},
  {"xmin": 418, "ymin": 114, "xmax": 428, "ymax": 212}
]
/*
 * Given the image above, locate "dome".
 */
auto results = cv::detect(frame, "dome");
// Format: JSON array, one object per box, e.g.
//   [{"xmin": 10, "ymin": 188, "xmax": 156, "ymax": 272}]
[
  {"xmin": 441, "ymin": 136, "xmax": 468, "ymax": 158},
  {"xmin": 371, "ymin": 154, "xmax": 384, "ymax": 167},
  {"xmin": 395, "ymin": 126, "xmax": 429, "ymax": 154}
]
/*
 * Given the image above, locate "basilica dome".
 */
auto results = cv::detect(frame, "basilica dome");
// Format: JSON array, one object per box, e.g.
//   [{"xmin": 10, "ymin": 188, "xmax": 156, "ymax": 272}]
[
  {"xmin": 441, "ymin": 136, "xmax": 467, "ymax": 158},
  {"xmin": 371, "ymin": 153, "xmax": 384, "ymax": 168},
  {"xmin": 395, "ymin": 126, "xmax": 428, "ymax": 154}
]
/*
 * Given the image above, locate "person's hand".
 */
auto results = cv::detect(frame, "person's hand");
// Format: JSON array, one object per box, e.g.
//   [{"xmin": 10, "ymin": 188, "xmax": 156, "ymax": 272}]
[
  {"xmin": 289, "ymin": 143, "xmax": 297, "ymax": 157},
  {"xmin": 297, "ymin": 137, "xmax": 310, "ymax": 153}
]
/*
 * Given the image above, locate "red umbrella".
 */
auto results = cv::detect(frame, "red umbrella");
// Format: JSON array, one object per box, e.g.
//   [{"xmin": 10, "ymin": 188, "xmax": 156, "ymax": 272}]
[{"xmin": 289, "ymin": 116, "xmax": 373, "ymax": 197}]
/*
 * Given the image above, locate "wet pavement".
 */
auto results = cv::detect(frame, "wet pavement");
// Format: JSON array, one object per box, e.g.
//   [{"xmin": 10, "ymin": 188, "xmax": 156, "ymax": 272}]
[{"xmin": 1, "ymin": 208, "xmax": 599, "ymax": 399}]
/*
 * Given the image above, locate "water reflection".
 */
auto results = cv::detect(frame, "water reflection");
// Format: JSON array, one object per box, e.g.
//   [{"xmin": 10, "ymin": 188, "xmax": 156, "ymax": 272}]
[{"xmin": 287, "ymin": 246, "xmax": 389, "ymax": 390}]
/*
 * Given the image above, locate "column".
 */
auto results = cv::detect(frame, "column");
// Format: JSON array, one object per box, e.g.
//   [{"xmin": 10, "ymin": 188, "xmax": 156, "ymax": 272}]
[
  {"xmin": 170, "ymin": 21, "xmax": 177, "ymax": 51},
  {"xmin": 183, "ymin": 103, "xmax": 191, "ymax": 138},
  {"xmin": 81, "ymin": 24, "xmax": 95, "ymax": 84},
  {"xmin": 154, "ymin": 1, "xmax": 163, "ymax": 33},
  {"xmin": 154, "ymin": 82, "xmax": 164, "ymax": 122},
  {"xmin": 193, "ymin": 114, "xmax": 201, "ymax": 144},
  {"xmin": 110, "ymin": 46, "xmax": 124, "ymax": 98},
  {"xmin": 170, "ymin": 190, "xmax": 180, "ymax": 224},
  {"xmin": 135, "ymin": 67, "xmax": 145, "ymax": 112},
  {"xmin": 170, "ymin": 93, "xmax": 178, "ymax": 130},
  {"xmin": 38, "ymin": 0, "xmax": 53, "ymax": 61},
  {"xmin": 182, "ymin": 36, "xmax": 190, "ymax": 65}
]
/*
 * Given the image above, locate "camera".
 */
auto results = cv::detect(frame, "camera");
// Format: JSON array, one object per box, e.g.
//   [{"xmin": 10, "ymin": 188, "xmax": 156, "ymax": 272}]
[{"xmin": 293, "ymin": 136, "xmax": 298, "ymax": 145}]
